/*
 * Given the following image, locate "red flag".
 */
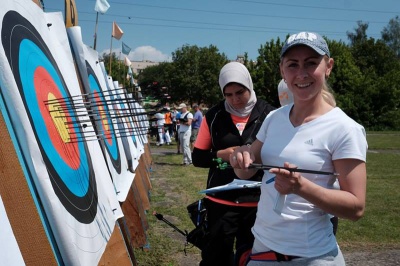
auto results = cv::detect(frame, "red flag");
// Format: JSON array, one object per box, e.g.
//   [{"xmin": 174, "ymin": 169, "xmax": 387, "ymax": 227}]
[{"xmin": 112, "ymin": 21, "xmax": 123, "ymax": 40}]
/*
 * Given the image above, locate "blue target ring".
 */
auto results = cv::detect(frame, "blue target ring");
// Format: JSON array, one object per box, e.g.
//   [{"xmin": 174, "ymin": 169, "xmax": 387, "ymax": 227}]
[
  {"xmin": 86, "ymin": 62, "xmax": 121, "ymax": 174},
  {"xmin": 2, "ymin": 10, "xmax": 98, "ymax": 223}
]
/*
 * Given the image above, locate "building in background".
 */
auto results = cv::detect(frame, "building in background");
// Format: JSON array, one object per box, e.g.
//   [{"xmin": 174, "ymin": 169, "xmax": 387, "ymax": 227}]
[{"xmin": 130, "ymin": 60, "xmax": 160, "ymax": 75}]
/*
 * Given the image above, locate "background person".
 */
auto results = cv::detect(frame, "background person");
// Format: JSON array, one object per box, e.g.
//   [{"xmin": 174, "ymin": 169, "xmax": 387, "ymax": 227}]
[
  {"xmin": 192, "ymin": 62, "xmax": 275, "ymax": 266},
  {"xmin": 177, "ymin": 103, "xmax": 193, "ymax": 165},
  {"xmin": 154, "ymin": 111, "xmax": 166, "ymax": 146},
  {"xmin": 174, "ymin": 108, "xmax": 182, "ymax": 154},
  {"xmin": 191, "ymin": 104, "xmax": 203, "ymax": 149},
  {"xmin": 163, "ymin": 107, "xmax": 173, "ymax": 145},
  {"xmin": 231, "ymin": 32, "xmax": 367, "ymax": 265},
  {"xmin": 171, "ymin": 106, "xmax": 178, "ymax": 136},
  {"xmin": 277, "ymin": 78, "xmax": 294, "ymax": 106}
]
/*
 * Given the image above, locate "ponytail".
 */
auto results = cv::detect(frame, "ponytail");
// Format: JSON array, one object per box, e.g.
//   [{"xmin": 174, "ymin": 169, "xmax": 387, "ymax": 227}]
[{"xmin": 322, "ymin": 81, "xmax": 336, "ymax": 107}]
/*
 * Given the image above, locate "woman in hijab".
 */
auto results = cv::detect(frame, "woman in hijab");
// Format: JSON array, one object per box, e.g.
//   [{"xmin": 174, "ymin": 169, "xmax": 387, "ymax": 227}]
[{"xmin": 192, "ymin": 62, "xmax": 275, "ymax": 265}]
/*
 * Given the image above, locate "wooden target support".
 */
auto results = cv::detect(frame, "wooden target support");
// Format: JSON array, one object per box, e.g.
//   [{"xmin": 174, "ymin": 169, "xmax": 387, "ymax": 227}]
[
  {"xmin": 0, "ymin": 112, "xmax": 58, "ymax": 265},
  {"xmin": 0, "ymin": 109, "xmax": 154, "ymax": 265},
  {"xmin": 98, "ymin": 221, "xmax": 135, "ymax": 266}
]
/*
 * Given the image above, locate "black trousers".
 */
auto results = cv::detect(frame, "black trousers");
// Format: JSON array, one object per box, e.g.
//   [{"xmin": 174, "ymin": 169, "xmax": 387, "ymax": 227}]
[{"xmin": 200, "ymin": 199, "xmax": 257, "ymax": 266}]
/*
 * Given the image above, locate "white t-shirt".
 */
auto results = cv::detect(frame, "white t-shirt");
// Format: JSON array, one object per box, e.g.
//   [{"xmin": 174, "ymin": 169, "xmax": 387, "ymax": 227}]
[
  {"xmin": 179, "ymin": 111, "xmax": 193, "ymax": 133},
  {"xmin": 154, "ymin": 113, "xmax": 165, "ymax": 127},
  {"xmin": 254, "ymin": 104, "xmax": 367, "ymax": 257}
]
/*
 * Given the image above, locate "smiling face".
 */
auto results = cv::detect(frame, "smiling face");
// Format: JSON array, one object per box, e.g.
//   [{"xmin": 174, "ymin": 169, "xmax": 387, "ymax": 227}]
[
  {"xmin": 280, "ymin": 45, "xmax": 333, "ymax": 103},
  {"xmin": 223, "ymin": 83, "xmax": 251, "ymax": 110}
]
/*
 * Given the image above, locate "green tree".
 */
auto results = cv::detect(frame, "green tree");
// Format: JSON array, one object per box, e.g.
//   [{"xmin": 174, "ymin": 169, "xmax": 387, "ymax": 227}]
[
  {"xmin": 327, "ymin": 39, "xmax": 364, "ymax": 123},
  {"xmin": 252, "ymin": 36, "xmax": 285, "ymax": 107},
  {"xmin": 381, "ymin": 16, "xmax": 400, "ymax": 58},
  {"xmin": 137, "ymin": 45, "xmax": 228, "ymax": 107},
  {"xmin": 347, "ymin": 21, "xmax": 369, "ymax": 45},
  {"xmin": 346, "ymin": 22, "xmax": 400, "ymax": 129},
  {"xmin": 137, "ymin": 62, "xmax": 174, "ymax": 105},
  {"xmin": 170, "ymin": 45, "xmax": 228, "ymax": 106},
  {"xmin": 101, "ymin": 52, "xmax": 128, "ymax": 87}
]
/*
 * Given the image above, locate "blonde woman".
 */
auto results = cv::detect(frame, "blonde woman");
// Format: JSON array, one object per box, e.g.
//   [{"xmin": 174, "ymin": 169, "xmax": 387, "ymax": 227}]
[{"xmin": 231, "ymin": 32, "xmax": 367, "ymax": 265}]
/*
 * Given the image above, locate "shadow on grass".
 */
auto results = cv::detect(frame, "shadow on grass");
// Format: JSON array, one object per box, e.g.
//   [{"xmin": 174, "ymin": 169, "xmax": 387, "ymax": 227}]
[
  {"xmin": 150, "ymin": 150, "xmax": 180, "ymax": 155},
  {"xmin": 154, "ymin": 162, "xmax": 184, "ymax": 166}
]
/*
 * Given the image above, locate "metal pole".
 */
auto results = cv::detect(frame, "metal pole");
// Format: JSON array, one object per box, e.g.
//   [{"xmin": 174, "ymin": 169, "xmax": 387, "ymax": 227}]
[
  {"xmin": 109, "ymin": 34, "xmax": 113, "ymax": 76},
  {"xmin": 93, "ymin": 12, "xmax": 99, "ymax": 50}
]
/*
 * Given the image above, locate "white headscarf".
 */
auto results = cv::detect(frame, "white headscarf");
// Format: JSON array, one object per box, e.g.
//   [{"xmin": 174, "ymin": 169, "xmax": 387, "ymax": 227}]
[
  {"xmin": 219, "ymin": 62, "xmax": 257, "ymax": 117},
  {"xmin": 277, "ymin": 79, "xmax": 294, "ymax": 106}
]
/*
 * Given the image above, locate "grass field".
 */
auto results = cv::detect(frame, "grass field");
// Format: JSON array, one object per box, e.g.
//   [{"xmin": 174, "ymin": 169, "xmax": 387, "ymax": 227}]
[
  {"xmin": 338, "ymin": 132, "xmax": 400, "ymax": 250},
  {"xmin": 134, "ymin": 132, "xmax": 400, "ymax": 265}
]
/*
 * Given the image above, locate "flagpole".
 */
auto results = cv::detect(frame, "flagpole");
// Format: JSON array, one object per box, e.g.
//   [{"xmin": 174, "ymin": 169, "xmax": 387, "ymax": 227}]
[
  {"xmin": 109, "ymin": 33, "xmax": 113, "ymax": 76},
  {"xmin": 124, "ymin": 57, "xmax": 127, "ymax": 89},
  {"xmin": 119, "ymin": 52, "xmax": 124, "ymax": 88},
  {"xmin": 93, "ymin": 12, "xmax": 99, "ymax": 50},
  {"xmin": 118, "ymin": 52, "xmax": 121, "ymax": 77}
]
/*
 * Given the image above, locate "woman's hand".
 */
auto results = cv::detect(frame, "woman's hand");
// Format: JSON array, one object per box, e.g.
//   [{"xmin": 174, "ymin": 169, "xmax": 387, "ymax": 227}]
[
  {"xmin": 229, "ymin": 144, "xmax": 254, "ymax": 169},
  {"xmin": 270, "ymin": 162, "xmax": 302, "ymax": 194},
  {"xmin": 229, "ymin": 140, "xmax": 263, "ymax": 179},
  {"xmin": 217, "ymin": 146, "xmax": 239, "ymax": 162}
]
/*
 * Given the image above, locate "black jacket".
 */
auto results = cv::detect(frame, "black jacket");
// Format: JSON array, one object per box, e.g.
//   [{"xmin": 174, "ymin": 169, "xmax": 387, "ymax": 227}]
[{"xmin": 192, "ymin": 99, "xmax": 275, "ymax": 202}]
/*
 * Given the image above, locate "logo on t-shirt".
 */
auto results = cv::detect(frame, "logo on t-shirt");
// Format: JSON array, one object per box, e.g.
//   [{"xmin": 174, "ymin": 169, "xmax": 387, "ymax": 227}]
[
  {"xmin": 304, "ymin": 139, "xmax": 314, "ymax": 146},
  {"xmin": 236, "ymin": 122, "xmax": 246, "ymax": 135}
]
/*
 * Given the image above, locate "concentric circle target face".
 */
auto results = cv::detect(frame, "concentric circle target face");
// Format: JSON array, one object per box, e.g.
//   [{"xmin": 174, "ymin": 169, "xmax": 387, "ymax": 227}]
[
  {"xmin": 86, "ymin": 62, "xmax": 121, "ymax": 174},
  {"xmin": 109, "ymin": 92, "xmax": 133, "ymax": 169},
  {"xmin": 116, "ymin": 93, "xmax": 138, "ymax": 148},
  {"xmin": 2, "ymin": 10, "xmax": 98, "ymax": 224}
]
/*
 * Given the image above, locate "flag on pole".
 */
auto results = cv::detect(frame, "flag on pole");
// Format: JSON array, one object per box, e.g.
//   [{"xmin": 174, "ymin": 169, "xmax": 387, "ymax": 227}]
[
  {"xmin": 127, "ymin": 67, "xmax": 135, "ymax": 85},
  {"xmin": 126, "ymin": 66, "xmax": 132, "ymax": 80},
  {"xmin": 124, "ymin": 56, "xmax": 132, "ymax": 67},
  {"xmin": 112, "ymin": 21, "xmax": 123, "ymax": 40},
  {"xmin": 95, "ymin": 0, "xmax": 110, "ymax": 14},
  {"xmin": 32, "ymin": 0, "xmax": 43, "ymax": 9},
  {"xmin": 122, "ymin": 42, "xmax": 131, "ymax": 55}
]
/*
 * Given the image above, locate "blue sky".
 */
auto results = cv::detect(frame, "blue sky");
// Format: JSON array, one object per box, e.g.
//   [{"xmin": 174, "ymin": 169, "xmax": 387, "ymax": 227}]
[{"xmin": 43, "ymin": 0, "xmax": 399, "ymax": 62}]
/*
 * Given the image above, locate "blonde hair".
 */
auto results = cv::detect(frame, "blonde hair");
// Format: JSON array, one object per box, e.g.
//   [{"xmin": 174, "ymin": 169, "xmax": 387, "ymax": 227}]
[
  {"xmin": 322, "ymin": 81, "xmax": 336, "ymax": 107},
  {"xmin": 322, "ymin": 56, "xmax": 336, "ymax": 107}
]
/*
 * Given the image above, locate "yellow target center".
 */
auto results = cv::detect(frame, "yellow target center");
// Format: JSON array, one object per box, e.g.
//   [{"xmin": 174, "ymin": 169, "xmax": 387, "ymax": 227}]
[
  {"xmin": 98, "ymin": 104, "xmax": 109, "ymax": 131},
  {"xmin": 48, "ymin": 93, "xmax": 70, "ymax": 143}
]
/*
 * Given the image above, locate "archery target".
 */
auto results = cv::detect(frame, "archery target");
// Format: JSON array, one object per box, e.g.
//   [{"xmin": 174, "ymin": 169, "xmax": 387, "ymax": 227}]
[
  {"xmin": 2, "ymin": 10, "xmax": 98, "ymax": 224},
  {"xmin": 86, "ymin": 61, "xmax": 122, "ymax": 174},
  {"xmin": 113, "ymin": 90, "xmax": 140, "ymax": 166}
]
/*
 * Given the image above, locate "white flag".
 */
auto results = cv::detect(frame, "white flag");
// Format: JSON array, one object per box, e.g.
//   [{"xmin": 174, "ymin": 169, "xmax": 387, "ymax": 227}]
[
  {"xmin": 95, "ymin": 0, "xmax": 110, "ymax": 14},
  {"xmin": 124, "ymin": 56, "xmax": 131, "ymax": 67}
]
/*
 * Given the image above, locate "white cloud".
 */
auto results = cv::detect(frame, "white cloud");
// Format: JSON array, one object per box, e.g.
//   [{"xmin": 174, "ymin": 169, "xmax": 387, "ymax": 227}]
[
  {"xmin": 99, "ymin": 46, "xmax": 171, "ymax": 62},
  {"xmin": 130, "ymin": 46, "xmax": 171, "ymax": 62}
]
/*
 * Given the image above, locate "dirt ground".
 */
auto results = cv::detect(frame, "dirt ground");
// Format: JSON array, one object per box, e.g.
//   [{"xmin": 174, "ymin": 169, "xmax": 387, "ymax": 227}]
[
  {"xmin": 169, "ymin": 248, "xmax": 400, "ymax": 266},
  {"xmin": 343, "ymin": 249, "xmax": 400, "ymax": 265},
  {"xmin": 151, "ymin": 145, "xmax": 400, "ymax": 266}
]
